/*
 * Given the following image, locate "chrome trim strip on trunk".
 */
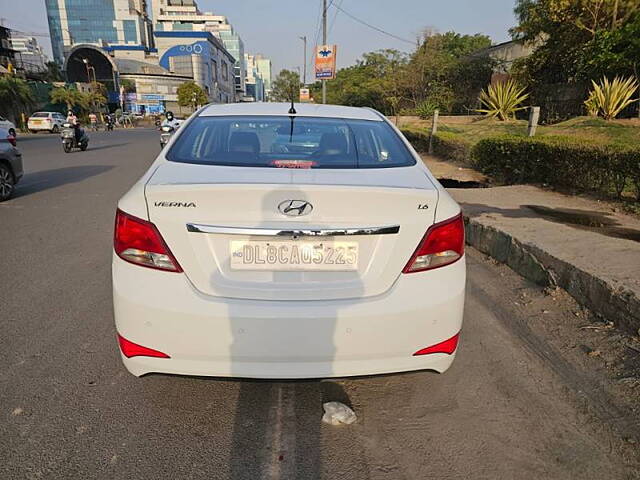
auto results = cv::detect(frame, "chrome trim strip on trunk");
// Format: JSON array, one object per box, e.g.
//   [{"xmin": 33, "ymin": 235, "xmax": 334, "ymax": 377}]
[{"xmin": 186, "ymin": 224, "xmax": 400, "ymax": 237}]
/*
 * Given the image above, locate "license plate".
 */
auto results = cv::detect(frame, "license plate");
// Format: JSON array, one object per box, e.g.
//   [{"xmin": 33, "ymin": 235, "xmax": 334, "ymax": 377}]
[{"xmin": 230, "ymin": 240, "xmax": 358, "ymax": 271}]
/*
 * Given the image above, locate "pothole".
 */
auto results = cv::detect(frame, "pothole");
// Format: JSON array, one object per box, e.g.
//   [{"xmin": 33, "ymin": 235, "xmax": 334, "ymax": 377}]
[
  {"xmin": 438, "ymin": 178, "xmax": 488, "ymax": 189},
  {"xmin": 525, "ymin": 205, "xmax": 640, "ymax": 243}
]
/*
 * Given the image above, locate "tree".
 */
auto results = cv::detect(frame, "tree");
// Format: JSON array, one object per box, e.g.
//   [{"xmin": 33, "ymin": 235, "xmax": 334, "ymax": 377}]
[
  {"xmin": 0, "ymin": 77, "xmax": 34, "ymax": 124},
  {"xmin": 50, "ymin": 86, "xmax": 85, "ymax": 111},
  {"xmin": 270, "ymin": 69, "xmax": 301, "ymax": 103},
  {"xmin": 511, "ymin": 0, "xmax": 640, "ymax": 85},
  {"xmin": 579, "ymin": 12, "xmax": 640, "ymax": 79},
  {"xmin": 404, "ymin": 32, "xmax": 493, "ymax": 113},
  {"xmin": 120, "ymin": 78, "xmax": 136, "ymax": 93},
  {"xmin": 512, "ymin": 0, "xmax": 640, "ymax": 42},
  {"xmin": 177, "ymin": 81, "xmax": 207, "ymax": 110},
  {"xmin": 43, "ymin": 61, "xmax": 63, "ymax": 82}
]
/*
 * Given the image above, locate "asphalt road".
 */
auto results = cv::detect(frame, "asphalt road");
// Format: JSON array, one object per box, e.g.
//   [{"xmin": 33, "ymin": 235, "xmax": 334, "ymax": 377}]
[{"xmin": 1, "ymin": 129, "xmax": 638, "ymax": 479}]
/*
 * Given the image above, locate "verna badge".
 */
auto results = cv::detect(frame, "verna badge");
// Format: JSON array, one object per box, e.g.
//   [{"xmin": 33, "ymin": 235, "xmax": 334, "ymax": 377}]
[{"xmin": 278, "ymin": 200, "xmax": 313, "ymax": 217}]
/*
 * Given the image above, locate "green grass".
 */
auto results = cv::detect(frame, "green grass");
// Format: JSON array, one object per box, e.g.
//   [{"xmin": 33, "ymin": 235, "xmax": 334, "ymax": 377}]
[{"xmin": 407, "ymin": 116, "xmax": 640, "ymax": 147}]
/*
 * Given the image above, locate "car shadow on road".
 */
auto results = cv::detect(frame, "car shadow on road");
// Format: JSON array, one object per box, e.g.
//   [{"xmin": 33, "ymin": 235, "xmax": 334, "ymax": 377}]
[{"xmin": 12, "ymin": 165, "xmax": 114, "ymax": 199}]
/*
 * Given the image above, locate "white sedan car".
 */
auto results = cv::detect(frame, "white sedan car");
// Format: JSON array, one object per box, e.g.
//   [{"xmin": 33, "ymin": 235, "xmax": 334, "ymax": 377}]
[{"xmin": 113, "ymin": 103, "xmax": 465, "ymax": 379}]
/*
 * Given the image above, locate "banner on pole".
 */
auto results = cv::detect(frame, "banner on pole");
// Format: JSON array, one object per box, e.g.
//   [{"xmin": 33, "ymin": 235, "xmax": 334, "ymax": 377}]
[{"xmin": 314, "ymin": 44, "xmax": 337, "ymax": 80}]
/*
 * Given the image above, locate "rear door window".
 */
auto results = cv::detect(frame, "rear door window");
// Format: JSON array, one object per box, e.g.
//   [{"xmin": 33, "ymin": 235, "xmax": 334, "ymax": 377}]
[{"xmin": 166, "ymin": 116, "xmax": 416, "ymax": 169}]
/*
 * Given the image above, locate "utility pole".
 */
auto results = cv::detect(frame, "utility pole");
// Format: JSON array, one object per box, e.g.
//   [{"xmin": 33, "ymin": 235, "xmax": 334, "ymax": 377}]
[
  {"xmin": 299, "ymin": 35, "xmax": 307, "ymax": 85},
  {"xmin": 322, "ymin": 0, "xmax": 327, "ymax": 104}
]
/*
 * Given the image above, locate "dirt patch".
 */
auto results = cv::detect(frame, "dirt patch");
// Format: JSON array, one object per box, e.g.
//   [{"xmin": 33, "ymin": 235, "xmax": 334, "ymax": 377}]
[{"xmin": 468, "ymin": 248, "xmax": 640, "ymax": 464}]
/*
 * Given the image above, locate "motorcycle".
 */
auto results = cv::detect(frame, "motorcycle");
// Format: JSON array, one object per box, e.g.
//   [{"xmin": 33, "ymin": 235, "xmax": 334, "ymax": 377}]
[
  {"xmin": 61, "ymin": 123, "xmax": 89, "ymax": 153},
  {"xmin": 159, "ymin": 125, "xmax": 175, "ymax": 149},
  {"xmin": 106, "ymin": 116, "xmax": 115, "ymax": 131}
]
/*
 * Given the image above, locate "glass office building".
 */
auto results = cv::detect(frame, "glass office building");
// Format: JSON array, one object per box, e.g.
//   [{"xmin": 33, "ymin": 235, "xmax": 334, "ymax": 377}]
[{"xmin": 45, "ymin": 0, "xmax": 151, "ymax": 64}]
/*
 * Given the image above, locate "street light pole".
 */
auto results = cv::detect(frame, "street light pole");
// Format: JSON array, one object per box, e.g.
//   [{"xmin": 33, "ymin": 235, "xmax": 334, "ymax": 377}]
[
  {"xmin": 322, "ymin": 0, "xmax": 327, "ymax": 104},
  {"xmin": 82, "ymin": 58, "xmax": 91, "ymax": 83},
  {"xmin": 299, "ymin": 35, "xmax": 307, "ymax": 85}
]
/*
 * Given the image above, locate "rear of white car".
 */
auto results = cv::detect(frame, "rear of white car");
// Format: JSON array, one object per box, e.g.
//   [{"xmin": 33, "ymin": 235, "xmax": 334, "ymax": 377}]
[
  {"xmin": 112, "ymin": 103, "xmax": 465, "ymax": 379},
  {"xmin": 28, "ymin": 112, "xmax": 65, "ymax": 133}
]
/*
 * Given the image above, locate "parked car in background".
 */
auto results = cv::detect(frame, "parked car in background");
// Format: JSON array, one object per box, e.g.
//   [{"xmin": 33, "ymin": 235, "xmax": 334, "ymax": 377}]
[
  {"xmin": 27, "ymin": 111, "xmax": 66, "ymax": 133},
  {"xmin": 0, "ymin": 127, "xmax": 23, "ymax": 201},
  {"xmin": 0, "ymin": 115, "xmax": 16, "ymax": 137}
]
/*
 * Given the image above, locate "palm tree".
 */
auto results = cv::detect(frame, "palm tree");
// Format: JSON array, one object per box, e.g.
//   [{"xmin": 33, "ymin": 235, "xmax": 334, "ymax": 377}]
[
  {"xmin": 50, "ymin": 86, "xmax": 85, "ymax": 111},
  {"xmin": 0, "ymin": 77, "xmax": 35, "ymax": 126}
]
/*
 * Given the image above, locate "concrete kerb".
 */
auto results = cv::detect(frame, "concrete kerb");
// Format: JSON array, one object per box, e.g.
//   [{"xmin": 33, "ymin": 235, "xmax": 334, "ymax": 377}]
[{"xmin": 464, "ymin": 216, "xmax": 640, "ymax": 335}]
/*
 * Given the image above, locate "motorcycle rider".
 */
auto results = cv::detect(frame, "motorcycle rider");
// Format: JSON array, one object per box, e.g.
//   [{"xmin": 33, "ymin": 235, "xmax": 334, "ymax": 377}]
[
  {"xmin": 66, "ymin": 110, "xmax": 82, "ymax": 144},
  {"xmin": 161, "ymin": 111, "xmax": 181, "ymax": 130}
]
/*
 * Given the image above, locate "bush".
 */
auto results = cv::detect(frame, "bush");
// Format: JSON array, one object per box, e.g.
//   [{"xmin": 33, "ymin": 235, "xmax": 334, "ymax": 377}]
[
  {"xmin": 415, "ymin": 100, "xmax": 439, "ymax": 119},
  {"xmin": 431, "ymin": 131, "xmax": 473, "ymax": 165},
  {"xmin": 400, "ymin": 128, "xmax": 473, "ymax": 165},
  {"xmin": 472, "ymin": 135, "xmax": 640, "ymax": 200},
  {"xmin": 400, "ymin": 127, "xmax": 430, "ymax": 151}
]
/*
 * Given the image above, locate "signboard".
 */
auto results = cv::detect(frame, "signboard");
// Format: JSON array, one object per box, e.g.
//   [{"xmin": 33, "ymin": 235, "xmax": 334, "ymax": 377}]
[
  {"xmin": 141, "ymin": 94, "xmax": 163, "ymax": 101},
  {"xmin": 314, "ymin": 44, "xmax": 337, "ymax": 80},
  {"xmin": 299, "ymin": 88, "xmax": 310, "ymax": 102}
]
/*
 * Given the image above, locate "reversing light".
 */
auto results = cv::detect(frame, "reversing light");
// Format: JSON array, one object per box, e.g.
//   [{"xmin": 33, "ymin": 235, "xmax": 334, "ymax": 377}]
[
  {"xmin": 413, "ymin": 333, "xmax": 460, "ymax": 356},
  {"xmin": 114, "ymin": 209, "xmax": 182, "ymax": 272},
  {"xmin": 117, "ymin": 334, "xmax": 170, "ymax": 358},
  {"xmin": 403, "ymin": 213, "xmax": 464, "ymax": 273}
]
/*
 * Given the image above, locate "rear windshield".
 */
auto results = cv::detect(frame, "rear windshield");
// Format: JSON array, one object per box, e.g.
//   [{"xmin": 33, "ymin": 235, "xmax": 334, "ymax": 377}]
[
  {"xmin": 166, "ymin": 115, "xmax": 416, "ymax": 169},
  {"xmin": 31, "ymin": 112, "xmax": 50, "ymax": 118}
]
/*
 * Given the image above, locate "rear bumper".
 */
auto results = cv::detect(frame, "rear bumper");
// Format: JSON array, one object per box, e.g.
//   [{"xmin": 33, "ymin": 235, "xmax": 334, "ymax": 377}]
[
  {"xmin": 112, "ymin": 255, "xmax": 466, "ymax": 379},
  {"xmin": 27, "ymin": 123, "xmax": 53, "ymax": 131}
]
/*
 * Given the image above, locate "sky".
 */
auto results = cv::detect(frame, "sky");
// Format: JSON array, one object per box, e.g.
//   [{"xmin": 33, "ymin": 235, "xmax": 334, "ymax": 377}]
[{"xmin": 2, "ymin": 0, "xmax": 517, "ymax": 75}]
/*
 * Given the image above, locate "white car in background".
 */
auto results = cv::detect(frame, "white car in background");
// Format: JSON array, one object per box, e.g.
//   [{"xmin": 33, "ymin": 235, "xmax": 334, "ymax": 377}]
[
  {"xmin": 27, "ymin": 111, "xmax": 66, "ymax": 133},
  {"xmin": 0, "ymin": 115, "xmax": 16, "ymax": 137},
  {"xmin": 113, "ymin": 103, "xmax": 466, "ymax": 379}
]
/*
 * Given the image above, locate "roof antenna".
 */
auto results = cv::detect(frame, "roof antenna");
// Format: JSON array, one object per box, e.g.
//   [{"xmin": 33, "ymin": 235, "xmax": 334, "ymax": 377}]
[{"xmin": 288, "ymin": 94, "xmax": 297, "ymax": 115}]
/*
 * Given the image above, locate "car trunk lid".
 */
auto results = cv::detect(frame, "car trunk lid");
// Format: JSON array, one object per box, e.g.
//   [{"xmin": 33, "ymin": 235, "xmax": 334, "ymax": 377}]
[{"xmin": 145, "ymin": 162, "xmax": 438, "ymax": 301}]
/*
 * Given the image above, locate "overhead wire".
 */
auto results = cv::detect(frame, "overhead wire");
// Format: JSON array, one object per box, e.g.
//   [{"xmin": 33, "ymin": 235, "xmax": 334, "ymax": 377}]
[{"xmin": 331, "ymin": 2, "xmax": 416, "ymax": 45}]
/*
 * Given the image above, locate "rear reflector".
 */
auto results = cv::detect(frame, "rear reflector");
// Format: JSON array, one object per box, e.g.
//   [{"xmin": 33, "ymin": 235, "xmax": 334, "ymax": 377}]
[
  {"xmin": 413, "ymin": 333, "xmax": 460, "ymax": 356},
  {"xmin": 114, "ymin": 209, "xmax": 182, "ymax": 272},
  {"xmin": 117, "ymin": 334, "xmax": 170, "ymax": 359},
  {"xmin": 403, "ymin": 213, "xmax": 464, "ymax": 273}
]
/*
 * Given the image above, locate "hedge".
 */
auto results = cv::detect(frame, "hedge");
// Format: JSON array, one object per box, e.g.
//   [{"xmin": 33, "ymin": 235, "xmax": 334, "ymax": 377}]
[
  {"xmin": 472, "ymin": 135, "xmax": 640, "ymax": 201},
  {"xmin": 400, "ymin": 128, "xmax": 473, "ymax": 165},
  {"xmin": 431, "ymin": 131, "xmax": 473, "ymax": 165}
]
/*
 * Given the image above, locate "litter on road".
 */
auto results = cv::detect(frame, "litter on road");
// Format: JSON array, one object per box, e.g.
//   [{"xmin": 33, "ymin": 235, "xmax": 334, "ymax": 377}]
[{"xmin": 322, "ymin": 402, "xmax": 357, "ymax": 426}]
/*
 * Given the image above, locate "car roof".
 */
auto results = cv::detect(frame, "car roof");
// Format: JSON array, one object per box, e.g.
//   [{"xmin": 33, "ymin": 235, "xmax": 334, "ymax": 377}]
[{"xmin": 199, "ymin": 102, "xmax": 384, "ymax": 121}]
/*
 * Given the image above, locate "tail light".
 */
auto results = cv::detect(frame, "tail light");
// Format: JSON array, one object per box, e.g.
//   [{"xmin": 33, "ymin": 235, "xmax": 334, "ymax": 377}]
[
  {"xmin": 413, "ymin": 333, "xmax": 460, "ymax": 356},
  {"xmin": 403, "ymin": 213, "xmax": 464, "ymax": 273},
  {"xmin": 117, "ymin": 334, "xmax": 170, "ymax": 358},
  {"xmin": 6, "ymin": 135, "xmax": 16, "ymax": 147},
  {"xmin": 114, "ymin": 209, "xmax": 182, "ymax": 272}
]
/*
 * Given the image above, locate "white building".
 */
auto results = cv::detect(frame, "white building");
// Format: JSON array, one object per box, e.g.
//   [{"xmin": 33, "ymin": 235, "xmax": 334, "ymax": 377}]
[
  {"xmin": 151, "ymin": 0, "xmax": 246, "ymax": 100},
  {"xmin": 10, "ymin": 35, "xmax": 48, "ymax": 73}
]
